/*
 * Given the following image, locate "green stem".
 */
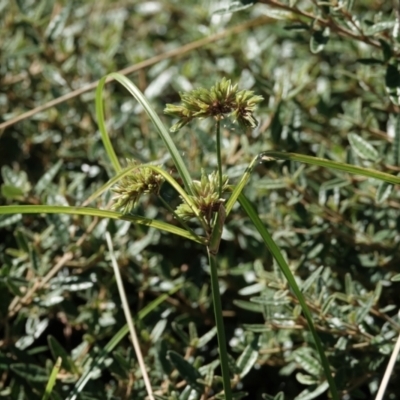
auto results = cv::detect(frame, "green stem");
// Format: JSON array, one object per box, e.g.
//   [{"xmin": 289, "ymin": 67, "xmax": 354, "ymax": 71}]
[
  {"xmin": 207, "ymin": 249, "xmax": 232, "ymax": 400},
  {"xmin": 215, "ymin": 119, "xmax": 223, "ymax": 197}
]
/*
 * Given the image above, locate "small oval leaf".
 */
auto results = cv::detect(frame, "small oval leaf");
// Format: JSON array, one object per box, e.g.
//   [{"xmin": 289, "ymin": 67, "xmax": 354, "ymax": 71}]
[
  {"xmin": 167, "ymin": 351, "xmax": 204, "ymax": 391},
  {"xmin": 10, "ymin": 363, "xmax": 49, "ymax": 382},
  {"xmin": 376, "ymin": 181, "xmax": 393, "ymax": 203},
  {"xmin": 348, "ymin": 133, "xmax": 379, "ymax": 161},
  {"xmin": 236, "ymin": 336, "xmax": 259, "ymax": 378}
]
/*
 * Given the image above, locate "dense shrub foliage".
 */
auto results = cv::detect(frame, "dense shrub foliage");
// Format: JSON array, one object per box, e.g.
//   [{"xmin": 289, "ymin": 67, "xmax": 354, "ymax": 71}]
[{"xmin": 1, "ymin": 0, "xmax": 400, "ymax": 399}]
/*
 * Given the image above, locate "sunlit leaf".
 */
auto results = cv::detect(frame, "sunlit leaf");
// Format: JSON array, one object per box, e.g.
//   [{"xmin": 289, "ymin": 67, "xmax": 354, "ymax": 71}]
[
  {"xmin": 236, "ymin": 336, "xmax": 259, "ymax": 378},
  {"xmin": 376, "ymin": 181, "xmax": 393, "ymax": 203},
  {"xmin": 348, "ymin": 133, "xmax": 379, "ymax": 161},
  {"xmin": 45, "ymin": 1, "xmax": 73, "ymax": 41}
]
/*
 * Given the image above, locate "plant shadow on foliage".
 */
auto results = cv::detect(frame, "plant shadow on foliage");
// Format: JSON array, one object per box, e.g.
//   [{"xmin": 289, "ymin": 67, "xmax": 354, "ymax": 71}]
[{"xmin": 1, "ymin": 0, "xmax": 400, "ymax": 399}]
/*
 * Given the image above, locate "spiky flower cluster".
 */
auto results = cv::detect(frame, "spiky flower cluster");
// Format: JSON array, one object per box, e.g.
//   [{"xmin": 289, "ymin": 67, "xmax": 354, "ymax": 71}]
[
  {"xmin": 164, "ymin": 77, "xmax": 263, "ymax": 132},
  {"xmin": 112, "ymin": 160, "xmax": 164, "ymax": 213},
  {"xmin": 176, "ymin": 170, "xmax": 229, "ymax": 223}
]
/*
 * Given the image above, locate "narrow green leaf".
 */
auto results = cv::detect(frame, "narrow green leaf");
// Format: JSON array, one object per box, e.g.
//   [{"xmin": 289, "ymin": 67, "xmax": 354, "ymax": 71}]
[
  {"xmin": 197, "ymin": 327, "xmax": 217, "ymax": 348},
  {"xmin": 0, "ymin": 205, "xmax": 203, "ymax": 244},
  {"xmin": 365, "ymin": 21, "xmax": 395, "ymax": 36},
  {"xmin": 355, "ymin": 295, "xmax": 374, "ymax": 324},
  {"xmin": 226, "ymin": 154, "xmax": 260, "ymax": 216},
  {"xmin": 296, "ymin": 372, "xmax": 318, "ymax": 385},
  {"xmin": 48, "ymin": 336, "xmax": 77, "ymax": 373},
  {"xmin": 260, "ymin": 151, "xmax": 400, "ymax": 185},
  {"xmin": 207, "ymin": 250, "xmax": 232, "ymax": 399},
  {"xmin": 320, "ymin": 178, "xmax": 350, "ymax": 191},
  {"xmin": 199, "ymin": 359, "xmax": 219, "ymax": 386},
  {"xmin": 172, "ymin": 322, "xmax": 189, "ymax": 345},
  {"xmin": 167, "ymin": 351, "xmax": 204, "ymax": 391},
  {"xmin": 256, "ymin": 178, "xmax": 287, "ymax": 190},
  {"xmin": 151, "ymin": 319, "xmax": 168, "ymax": 343},
  {"xmin": 344, "ymin": 273, "xmax": 353, "ymax": 297},
  {"xmin": 0, "ymin": 213, "xmax": 22, "ymax": 228},
  {"xmin": 242, "ymin": 324, "xmax": 271, "ymax": 333},
  {"xmin": 301, "ymin": 266, "xmax": 323, "ymax": 293},
  {"xmin": 348, "ymin": 133, "xmax": 379, "ymax": 161},
  {"xmin": 238, "ymin": 282, "xmax": 265, "ymax": 296},
  {"xmin": 260, "ymin": 6, "xmax": 294, "ymax": 20},
  {"xmin": 393, "ymin": 18, "xmax": 400, "ymax": 42},
  {"xmin": 179, "ymin": 386, "xmax": 200, "ymax": 400},
  {"xmin": 6, "ymin": 278, "xmax": 24, "ymax": 296},
  {"xmin": 250, "ymin": 296, "xmax": 290, "ymax": 306},
  {"xmin": 209, "ymin": 204, "xmax": 226, "ymax": 255},
  {"xmin": 45, "ymin": 2, "xmax": 72, "ymax": 41},
  {"xmin": 10, "ymin": 363, "xmax": 49, "ymax": 382},
  {"xmin": 391, "ymin": 273, "xmax": 400, "ymax": 282},
  {"xmin": 157, "ymin": 339, "xmax": 173, "ymax": 376},
  {"xmin": 238, "ymin": 193, "xmax": 338, "ymax": 400},
  {"xmin": 376, "ymin": 181, "xmax": 393, "ymax": 203},
  {"xmin": 42, "ymin": 357, "xmax": 62, "ymax": 400},
  {"xmin": 189, "ymin": 322, "xmax": 198, "ymax": 344},
  {"xmin": 35, "ymin": 160, "xmax": 63, "ymax": 195},
  {"xmin": 236, "ymin": 336, "xmax": 259, "ymax": 378},
  {"xmin": 293, "ymin": 348, "xmax": 321, "ymax": 377},
  {"xmin": 233, "ymin": 299, "xmax": 264, "ymax": 313},
  {"xmin": 227, "ymin": 353, "xmax": 241, "ymax": 375},
  {"xmin": 294, "ymin": 381, "xmax": 329, "ymax": 400},
  {"xmin": 212, "ymin": 0, "xmax": 255, "ymax": 15},
  {"xmin": 96, "ymin": 73, "xmax": 194, "ymax": 194}
]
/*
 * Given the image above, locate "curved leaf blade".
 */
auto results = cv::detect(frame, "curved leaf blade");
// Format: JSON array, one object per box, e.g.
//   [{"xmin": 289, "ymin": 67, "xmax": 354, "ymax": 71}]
[
  {"xmin": 238, "ymin": 193, "xmax": 338, "ymax": 400},
  {"xmin": 0, "ymin": 205, "xmax": 204, "ymax": 244}
]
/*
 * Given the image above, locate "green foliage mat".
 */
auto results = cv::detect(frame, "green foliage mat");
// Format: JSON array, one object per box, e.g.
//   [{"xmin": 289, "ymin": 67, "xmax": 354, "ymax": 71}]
[{"xmin": 1, "ymin": 1, "xmax": 400, "ymax": 399}]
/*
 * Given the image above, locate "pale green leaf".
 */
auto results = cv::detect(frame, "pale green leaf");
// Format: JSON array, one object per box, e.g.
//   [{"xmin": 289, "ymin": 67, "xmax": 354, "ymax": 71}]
[{"xmin": 348, "ymin": 133, "xmax": 379, "ymax": 161}]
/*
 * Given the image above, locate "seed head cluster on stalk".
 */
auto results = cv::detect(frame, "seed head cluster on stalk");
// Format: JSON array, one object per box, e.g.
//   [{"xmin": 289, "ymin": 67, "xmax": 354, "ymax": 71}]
[
  {"xmin": 164, "ymin": 77, "xmax": 263, "ymax": 132},
  {"xmin": 175, "ymin": 170, "xmax": 229, "ymax": 224},
  {"xmin": 112, "ymin": 160, "xmax": 164, "ymax": 213}
]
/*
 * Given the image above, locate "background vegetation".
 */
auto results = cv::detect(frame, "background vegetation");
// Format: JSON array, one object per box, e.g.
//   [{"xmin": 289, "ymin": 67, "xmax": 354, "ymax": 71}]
[{"xmin": 1, "ymin": 0, "xmax": 400, "ymax": 399}]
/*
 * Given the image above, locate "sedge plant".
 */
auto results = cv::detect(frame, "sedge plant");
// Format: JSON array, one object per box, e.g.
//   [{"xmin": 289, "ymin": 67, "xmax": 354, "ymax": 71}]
[{"xmin": 2, "ymin": 73, "xmax": 400, "ymax": 399}]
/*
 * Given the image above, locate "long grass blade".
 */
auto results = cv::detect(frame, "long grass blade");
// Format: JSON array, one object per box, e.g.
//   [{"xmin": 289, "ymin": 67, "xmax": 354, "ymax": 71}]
[
  {"xmin": 261, "ymin": 151, "xmax": 400, "ymax": 185},
  {"xmin": 97, "ymin": 73, "xmax": 194, "ymax": 193},
  {"xmin": 95, "ymin": 78, "xmax": 122, "ymax": 173},
  {"xmin": 238, "ymin": 193, "xmax": 339, "ymax": 400},
  {"xmin": 0, "ymin": 205, "xmax": 204, "ymax": 244},
  {"xmin": 225, "ymin": 154, "xmax": 260, "ymax": 216}
]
